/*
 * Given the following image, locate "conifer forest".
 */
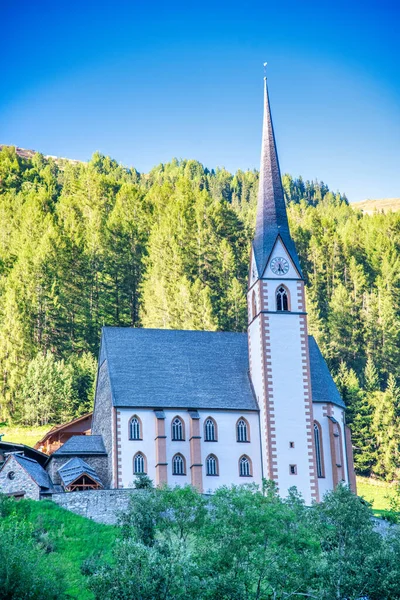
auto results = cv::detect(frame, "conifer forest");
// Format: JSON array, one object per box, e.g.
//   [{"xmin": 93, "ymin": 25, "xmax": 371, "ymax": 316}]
[{"xmin": 0, "ymin": 145, "xmax": 399, "ymax": 481}]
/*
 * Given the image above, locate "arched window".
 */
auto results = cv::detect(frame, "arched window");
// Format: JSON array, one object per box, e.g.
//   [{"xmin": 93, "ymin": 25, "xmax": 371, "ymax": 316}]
[
  {"xmin": 171, "ymin": 417, "xmax": 184, "ymax": 441},
  {"xmin": 204, "ymin": 417, "xmax": 217, "ymax": 442},
  {"xmin": 206, "ymin": 454, "xmax": 219, "ymax": 476},
  {"xmin": 129, "ymin": 416, "xmax": 142, "ymax": 440},
  {"xmin": 276, "ymin": 286, "xmax": 289, "ymax": 312},
  {"xmin": 237, "ymin": 417, "xmax": 249, "ymax": 442},
  {"xmin": 239, "ymin": 455, "xmax": 252, "ymax": 477},
  {"xmin": 314, "ymin": 421, "xmax": 325, "ymax": 478},
  {"xmin": 172, "ymin": 453, "xmax": 186, "ymax": 475},
  {"xmin": 251, "ymin": 291, "xmax": 257, "ymax": 320},
  {"xmin": 133, "ymin": 452, "xmax": 146, "ymax": 474}
]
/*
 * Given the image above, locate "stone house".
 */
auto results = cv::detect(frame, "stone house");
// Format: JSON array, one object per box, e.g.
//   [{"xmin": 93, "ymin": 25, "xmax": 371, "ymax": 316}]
[{"xmin": 0, "ymin": 453, "xmax": 54, "ymax": 500}]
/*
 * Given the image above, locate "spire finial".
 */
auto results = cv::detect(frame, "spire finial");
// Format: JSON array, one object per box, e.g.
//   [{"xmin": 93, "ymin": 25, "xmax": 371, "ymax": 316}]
[{"xmin": 263, "ymin": 62, "xmax": 267, "ymax": 79}]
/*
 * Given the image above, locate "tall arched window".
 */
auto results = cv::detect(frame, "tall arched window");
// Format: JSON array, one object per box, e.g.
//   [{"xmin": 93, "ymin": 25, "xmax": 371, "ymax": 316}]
[
  {"xmin": 204, "ymin": 417, "xmax": 217, "ymax": 442},
  {"xmin": 237, "ymin": 418, "xmax": 249, "ymax": 442},
  {"xmin": 276, "ymin": 286, "xmax": 289, "ymax": 312},
  {"xmin": 251, "ymin": 291, "xmax": 257, "ymax": 320},
  {"xmin": 129, "ymin": 416, "xmax": 142, "ymax": 440},
  {"xmin": 314, "ymin": 422, "xmax": 325, "ymax": 478},
  {"xmin": 133, "ymin": 452, "xmax": 146, "ymax": 474},
  {"xmin": 239, "ymin": 455, "xmax": 252, "ymax": 477},
  {"xmin": 172, "ymin": 453, "xmax": 186, "ymax": 475},
  {"xmin": 206, "ymin": 454, "xmax": 219, "ymax": 476},
  {"xmin": 171, "ymin": 417, "xmax": 184, "ymax": 441}
]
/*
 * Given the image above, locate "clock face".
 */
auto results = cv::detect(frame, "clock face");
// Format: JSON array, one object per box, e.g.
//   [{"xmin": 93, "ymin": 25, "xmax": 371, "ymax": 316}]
[{"xmin": 270, "ymin": 257, "xmax": 289, "ymax": 275}]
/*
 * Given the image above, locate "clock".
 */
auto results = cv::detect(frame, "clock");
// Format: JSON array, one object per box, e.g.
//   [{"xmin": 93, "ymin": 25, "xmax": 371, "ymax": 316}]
[{"xmin": 270, "ymin": 257, "xmax": 289, "ymax": 275}]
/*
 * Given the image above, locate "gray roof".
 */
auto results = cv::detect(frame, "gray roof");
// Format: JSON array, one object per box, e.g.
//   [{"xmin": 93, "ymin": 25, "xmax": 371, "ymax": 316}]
[
  {"xmin": 253, "ymin": 78, "xmax": 303, "ymax": 278},
  {"xmin": 53, "ymin": 435, "xmax": 106, "ymax": 456},
  {"xmin": 99, "ymin": 327, "xmax": 344, "ymax": 410},
  {"xmin": 58, "ymin": 457, "xmax": 103, "ymax": 488},
  {"xmin": 101, "ymin": 328, "xmax": 258, "ymax": 411},
  {"xmin": 308, "ymin": 336, "xmax": 345, "ymax": 408},
  {"xmin": 13, "ymin": 454, "xmax": 53, "ymax": 490}
]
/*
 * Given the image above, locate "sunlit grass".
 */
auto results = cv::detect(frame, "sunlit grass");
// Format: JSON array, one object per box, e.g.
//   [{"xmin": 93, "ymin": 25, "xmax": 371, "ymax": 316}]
[
  {"xmin": 356, "ymin": 476, "xmax": 396, "ymax": 511},
  {"xmin": 0, "ymin": 423, "xmax": 50, "ymax": 446}
]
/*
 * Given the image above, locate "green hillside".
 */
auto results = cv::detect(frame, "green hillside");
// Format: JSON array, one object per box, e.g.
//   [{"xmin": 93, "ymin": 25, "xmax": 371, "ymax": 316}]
[
  {"xmin": 352, "ymin": 198, "xmax": 400, "ymax": 214},
  {"xmin": 0, "ymin": 145, "xmax": 400, "ymax": 482}
]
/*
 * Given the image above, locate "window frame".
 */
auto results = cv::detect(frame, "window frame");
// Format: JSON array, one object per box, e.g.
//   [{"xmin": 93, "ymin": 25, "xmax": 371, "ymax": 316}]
[
  {"xmin": 129, "ymin": 415, "xmax": 143, "ymax": 441},
  {"xmin": 239, "ymin": 454, "xmax": 253, "ymax": 477},
  {"xmin": 236, "ymin": 417, "xmax": 250, "ymax": 443},
  {"xmin": 204, "ymin": 417, "xmax": 218, "ymax": 442},
  {"xmin": 133, "ymin": 452, "xmax": 147, "ymax": 474},
  {"xmin": 171, "ymin": 416, "xmax": 185, "ymax": 441},
  {"xmin": 172, "ymin": 453, "xmax": 186, "ymax": 476},
  {"xmin": 205, "ymin": 454, "xmax": 219, "ymax": 476},
  {"xmin": 276, "ymin": 284, "xmax": 290, "ymax": 312},
  {"xmin": 314, "ymin": 421, "xmax": 325, "ymax": 478}
]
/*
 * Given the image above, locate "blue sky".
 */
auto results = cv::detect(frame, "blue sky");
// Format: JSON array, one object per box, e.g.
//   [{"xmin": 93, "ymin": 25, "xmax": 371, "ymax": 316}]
[{"xmin": 1, "ymin": 0, "xmax": 399, "ymax": 202}]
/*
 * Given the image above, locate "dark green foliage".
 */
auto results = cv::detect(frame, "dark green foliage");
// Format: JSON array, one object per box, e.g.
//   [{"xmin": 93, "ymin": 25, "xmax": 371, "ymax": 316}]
[
  {"xmin": 88, "ymin": 483, "xmax": 400, "ymax": 600},
  {"xmin": 1, "ymin": 146, "xmax": 400, "ymax": 479}
]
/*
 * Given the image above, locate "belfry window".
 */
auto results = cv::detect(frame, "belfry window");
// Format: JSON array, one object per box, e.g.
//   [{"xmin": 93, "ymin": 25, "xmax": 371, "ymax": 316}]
[
  {"xmin": 314, "ymin": 422, "xmax": 324, "ymax": 478},
  {"xmin": 133, "ymin": 453, "xmax": 146, "ymax": 474},
  {"xmin": 251, "ymin": 291, "xmax": 257, "ymax": 320},
  {"xmin": 172, "ymin": 417, "xmax": 184, "ymax": 441},
  {"xmin": 172, "ymin": 454, "xmax": 186, "ymax": 475},
  {"xmin": 239, "ymin": 455, "xmax": 252, "ymax": 477},
  {"xmin": 129, "ymin": 416, "xmax": 141, "ymax": 440},
  {"xmin": 237, "ymin": 418, "xmax": 249, "ymax": 442},
  {"xmin": 206, "ymin": 454, "xmax": 218, "ymax": 476},
  {"xmin": 276, "ymin": 286, "xmax": 289, "ymax": 312},
  {"xmin": 204, "ymin": 418, "xmax": 217, "ymax": 442}
]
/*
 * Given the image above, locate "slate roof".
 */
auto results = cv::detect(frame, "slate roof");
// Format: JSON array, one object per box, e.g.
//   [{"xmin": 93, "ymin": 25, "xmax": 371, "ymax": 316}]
[
  {"xmin": 13, "ymin": 454, "xmax": 54, "ymax": 490},
  {"xmin": 101, "ymin": 328, "xmax": 259, "ymax": 411},
  {"xmin": 53, "ymin": 435, "xmax": 106, "ymax": 456},
  {"xmin": 99, "ymin": 328, "xmax": 345, "ymax": 410},
  {"xmin": 58, "ymin": 457, "xmax": 103, "ymax": 488},
  {"xmin": 308, "ymin": 336, "xmax": 345, "ymax": 408},
  {"xmin": 253, "ymin": 78, "xmax": 303, "ymax": 278}
]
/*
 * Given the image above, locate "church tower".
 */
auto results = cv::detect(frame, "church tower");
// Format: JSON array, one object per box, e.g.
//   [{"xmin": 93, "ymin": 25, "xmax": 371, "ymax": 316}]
[{"xmin": 247, "ymin": 77, "xmax": 318, "ymax": 503}]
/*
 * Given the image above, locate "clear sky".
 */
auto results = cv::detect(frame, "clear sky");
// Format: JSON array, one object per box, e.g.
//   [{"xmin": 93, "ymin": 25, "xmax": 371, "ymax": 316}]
[{"xmin": 1, "ymin": 0, "xmax": 399, "ymax": 202}]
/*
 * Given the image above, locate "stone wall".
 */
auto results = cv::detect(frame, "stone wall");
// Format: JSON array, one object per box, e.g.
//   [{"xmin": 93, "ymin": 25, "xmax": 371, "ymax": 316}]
[
  {"xmin": 50, "ymin": 488, "xmax": 134, "ymax": 524},
  {"xmin": 0, "ymin": 455, "xmax": 40, "ymax": 500},
  {"xmin": 46, "ymin": 455, "xmax": 109, "ymax": 487},
  {"xmin": 91, "ymin": 359, "xmax": 114, "ymax": 487}
]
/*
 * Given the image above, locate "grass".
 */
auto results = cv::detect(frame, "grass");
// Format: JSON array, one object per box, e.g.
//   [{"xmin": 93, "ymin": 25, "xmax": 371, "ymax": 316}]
[
  {"xmin": 0, "ymin": 423, "xmax": 50, "ymax": 446},
  {"xmin": 12, "ymin": 498, "xmax": 117, "ymax": 600},
  {"xmin": 356, "ymin": 475, "xmax": 396, "ymax": 511}
]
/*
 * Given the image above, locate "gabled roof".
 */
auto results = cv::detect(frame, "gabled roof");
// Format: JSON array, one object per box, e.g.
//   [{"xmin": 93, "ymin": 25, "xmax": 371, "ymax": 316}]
[
  {"xmin": 34, "ymin": 413, "xmax": 92, "ymax": 449},
  {"xmin": 53, "ymin": 435, "xmax": 106, "ymax": 456},
  {"xmin": 100, "ymin": 328, "xmax": 258, "ymax": 411},
  {"xmin": 253, "ymin": 78, "xmax": 303, "ymax": 278},
  {"xmin": 308, "ymin": 336, "xmax": 345, "ymax": 409},
  {"xmin": 99, "ymin": 327, "xmax": 344, "ymax": 411},
  {"xmin": 0, "ymin": 442, "xmax": 48, "ymax": 466},
  {"xmin": 12, "ymin": 454, "xmax": 54, "ymax": 490},
  {"xmin": 58, "ymin": 457, "xmax": 103, "ymax": 488}
]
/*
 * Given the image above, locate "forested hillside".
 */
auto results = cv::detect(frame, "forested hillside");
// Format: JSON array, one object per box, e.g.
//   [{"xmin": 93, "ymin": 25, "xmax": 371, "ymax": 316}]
[{"xmin": 0, "ymin": 145, "xmax": 399, "ymax": 480}]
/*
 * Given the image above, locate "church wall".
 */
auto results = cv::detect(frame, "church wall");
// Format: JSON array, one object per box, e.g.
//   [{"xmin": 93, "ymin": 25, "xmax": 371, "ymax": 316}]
[
  {"xmin": 91, "ymin": 360, "xmax": 114, "ymax": 488},
  {"xmin": 116, "ymin": 408, "xmax": 262, "ymax": 490}
]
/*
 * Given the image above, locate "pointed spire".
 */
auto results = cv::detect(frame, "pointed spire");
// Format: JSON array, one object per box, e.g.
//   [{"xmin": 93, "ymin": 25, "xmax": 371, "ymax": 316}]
[{"xmin": 253, "ymin": 76, "xmax": 303, "ymax": 278}]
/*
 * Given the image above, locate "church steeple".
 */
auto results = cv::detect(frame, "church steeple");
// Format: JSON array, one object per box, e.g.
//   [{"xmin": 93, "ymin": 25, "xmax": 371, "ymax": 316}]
[{"xmin": 252, "ymin": 77, "xmax": 303, "ymax": 278}]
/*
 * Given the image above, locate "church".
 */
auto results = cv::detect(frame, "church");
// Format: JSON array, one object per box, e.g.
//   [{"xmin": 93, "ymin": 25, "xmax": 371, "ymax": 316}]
[{"xmin": 91, "ymin": 76, "xmax": 356, "ymax": 504}]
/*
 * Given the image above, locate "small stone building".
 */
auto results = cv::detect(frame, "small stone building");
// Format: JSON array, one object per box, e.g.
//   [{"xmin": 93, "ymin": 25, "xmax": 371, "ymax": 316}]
[
  {"xmin": 46, "ymin": 435, "xmax": 108, "ymax": 487},
  {"xmin": 0, "ymin": 453, "xmax": 54, "ymax": 500}
]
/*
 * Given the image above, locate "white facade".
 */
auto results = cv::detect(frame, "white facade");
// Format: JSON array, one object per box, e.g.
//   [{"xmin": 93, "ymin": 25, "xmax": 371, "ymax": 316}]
[{"xmin": 116, "ymin": 408, "xmax": 262, "ymax": 491}]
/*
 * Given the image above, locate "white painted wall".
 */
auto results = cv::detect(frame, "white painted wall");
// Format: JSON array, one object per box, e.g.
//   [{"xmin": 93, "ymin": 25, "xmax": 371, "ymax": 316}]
[{"xmin": 117, "ymin": 408, "xmax": 262, "ymax": 491}]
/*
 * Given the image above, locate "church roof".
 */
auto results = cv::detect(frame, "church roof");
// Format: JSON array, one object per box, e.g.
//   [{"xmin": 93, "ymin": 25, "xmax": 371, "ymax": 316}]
[
  {"xmin": 99, "ymin": 328, "xmax": 344, "ymax": 411},
  {"xmin": 53, "ymin": 435, "xmax": 106, "ymax": 456},
  {"xmin": 253, "ymin": 78, "xmax": 303, "ymax": 278},
  {"xmin": 100, "ymin": 327, "xmax": 259, "ymax": 411},
  {"xmin": 308, "ymin": 336, "xmax": 345, "ymax": 408}
]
